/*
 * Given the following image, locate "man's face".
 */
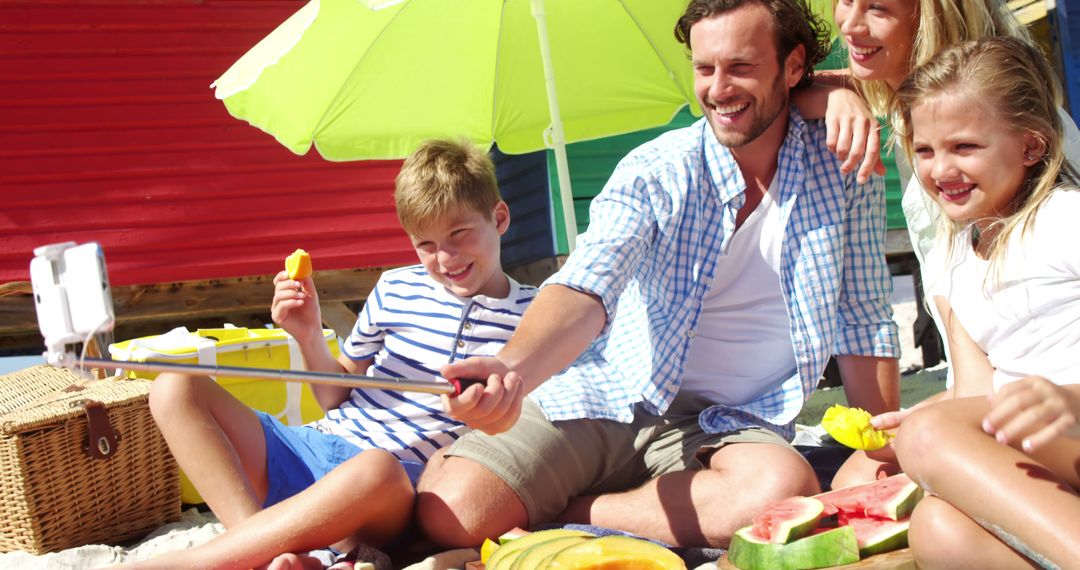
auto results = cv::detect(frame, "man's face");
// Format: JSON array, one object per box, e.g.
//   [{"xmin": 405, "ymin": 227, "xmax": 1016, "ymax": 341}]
[{"xmin": 690, "ymin": 3, "xmax": 804, "ymax": 149}]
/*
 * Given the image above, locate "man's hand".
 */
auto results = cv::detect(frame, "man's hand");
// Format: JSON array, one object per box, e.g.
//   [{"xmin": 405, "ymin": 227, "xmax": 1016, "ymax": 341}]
[
  {"xmin": 984, "ymin": 376, "xmax": 1080, "ymax": 452},
  {"xmin": 824, "ymin": 87, "xmax": 886, "ymax": 185},
  {"xmin": 441, "ymin": 357, "xmax": 525, "ymax": 435}
]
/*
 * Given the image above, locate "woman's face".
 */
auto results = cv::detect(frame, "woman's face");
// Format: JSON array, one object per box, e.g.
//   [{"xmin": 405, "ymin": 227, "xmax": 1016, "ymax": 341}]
[{"xmin": 834, "ymin": 0, "xmax": 919, "ymax": 89}]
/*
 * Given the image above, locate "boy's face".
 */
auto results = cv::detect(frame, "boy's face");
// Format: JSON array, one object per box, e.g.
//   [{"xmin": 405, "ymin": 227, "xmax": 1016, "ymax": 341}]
[{"xmin": 409, "ymin": 201, "xmax": 511, "ymax": 299}]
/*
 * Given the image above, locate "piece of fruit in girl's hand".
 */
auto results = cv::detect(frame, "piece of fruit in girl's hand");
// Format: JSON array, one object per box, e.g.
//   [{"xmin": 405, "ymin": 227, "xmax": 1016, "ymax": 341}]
[
  {"xmin": 821, "ymin": 404, "xmax": 893, "ymax": 451},
  {"xmin": 284, "ymin": 249, "xmax": 312, "ymax": 280}
]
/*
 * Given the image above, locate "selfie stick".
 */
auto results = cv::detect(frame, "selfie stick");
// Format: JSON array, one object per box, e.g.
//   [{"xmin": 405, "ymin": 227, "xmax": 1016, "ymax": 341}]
[{"xmin": 29, "ymin": 242, "xmax": 478, "ymax": 397}]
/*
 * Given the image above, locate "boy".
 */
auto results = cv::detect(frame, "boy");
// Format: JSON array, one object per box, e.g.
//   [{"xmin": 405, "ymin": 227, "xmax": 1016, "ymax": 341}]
[{"xmin": 130, "ymin": 138, "xmax": 535, "ymax": 569}]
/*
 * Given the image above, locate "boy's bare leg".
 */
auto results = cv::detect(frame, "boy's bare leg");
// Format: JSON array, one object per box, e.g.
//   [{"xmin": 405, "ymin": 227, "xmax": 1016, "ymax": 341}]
[
  {"xmin": 149, "ymin": 373, "xmax": 269, "ymax": 526},
  {"xmin": 557, "ymin": 442, "xmax": 820, "ymax": 548},
  {"xmin": 895, "ymin": 398, "xmax": 1080, "ymax": 569},
  {"xmin": 129, "ymin": 449, "xmax": 415, "ymax": 570}
]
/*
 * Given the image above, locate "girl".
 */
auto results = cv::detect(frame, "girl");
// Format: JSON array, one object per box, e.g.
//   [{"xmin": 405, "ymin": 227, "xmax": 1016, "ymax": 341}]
[
  {"xmin": 826, "ymin": 0, "xmax": 1080, "ymax": 487},
  {"xmin": 888, "ymin": 37, "xmax": 1080, "ymax": 569}
]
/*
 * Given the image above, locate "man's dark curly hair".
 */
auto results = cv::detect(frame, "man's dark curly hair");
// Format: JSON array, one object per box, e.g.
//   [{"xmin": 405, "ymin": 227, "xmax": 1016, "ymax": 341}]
[{"xmin": 674, "ymin": 0, "xmax": 831, "ymax": 88}]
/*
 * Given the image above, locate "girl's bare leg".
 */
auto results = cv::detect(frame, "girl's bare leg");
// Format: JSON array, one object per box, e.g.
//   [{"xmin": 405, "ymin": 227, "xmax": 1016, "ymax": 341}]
[{"xmin": 895, "ymin": 397, "xmax": 1080, "ymax": 569}]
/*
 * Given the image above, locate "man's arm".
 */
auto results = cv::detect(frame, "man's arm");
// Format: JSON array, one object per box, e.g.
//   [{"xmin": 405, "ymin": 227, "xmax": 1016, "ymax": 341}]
[
  {"xmin": 441, "ymin": 284, "xmax": 606, "ymax": 434},
  {"xmin": 837, "ymin": 354, "xmax": 899, "ymax": 415}
]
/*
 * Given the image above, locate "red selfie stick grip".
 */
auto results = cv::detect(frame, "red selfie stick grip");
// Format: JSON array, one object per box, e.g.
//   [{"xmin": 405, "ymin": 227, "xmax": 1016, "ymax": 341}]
[{"xmin": 447, "ymin": 378, "xmax": 484, "ymax": 397}]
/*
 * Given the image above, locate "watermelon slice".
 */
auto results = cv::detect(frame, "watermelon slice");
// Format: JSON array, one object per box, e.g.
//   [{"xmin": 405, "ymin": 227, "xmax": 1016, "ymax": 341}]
[
  {"xmin": 750, "ymin": 496, "xmax": 825, "ymax": 544},
  {"xmin": 840, "ymin": 515, "xmax": 911, "ymax": 557},
  {"xmin": 728, "ymin": 525, "xmax": 859, "ymax": 570},
  {"xmin": 817, "ymin": 473, "xmax": 923, "ymax": 521}
]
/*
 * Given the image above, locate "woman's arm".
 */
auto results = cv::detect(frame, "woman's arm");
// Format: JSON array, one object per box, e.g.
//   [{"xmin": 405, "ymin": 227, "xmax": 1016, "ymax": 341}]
[{"xmin": 793, "ymin": 71, "xmax": 884, "ymax": 184}]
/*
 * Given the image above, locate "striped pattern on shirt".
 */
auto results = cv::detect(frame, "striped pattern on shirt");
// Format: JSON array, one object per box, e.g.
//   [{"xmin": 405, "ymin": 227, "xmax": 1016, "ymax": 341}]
[
  {"xmin": 311, "ymin": 265, "xmax": 534, "ymax": 463},
  {"xmin": 532, "ymin": 109, "xmax": 899, "ymax": 440}
]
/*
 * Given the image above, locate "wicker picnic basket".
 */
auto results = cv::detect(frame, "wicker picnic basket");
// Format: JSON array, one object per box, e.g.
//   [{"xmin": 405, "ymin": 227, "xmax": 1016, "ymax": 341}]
[{"xmin": 0, "ymin": 365, "xmax": 181, "ymax": 554}]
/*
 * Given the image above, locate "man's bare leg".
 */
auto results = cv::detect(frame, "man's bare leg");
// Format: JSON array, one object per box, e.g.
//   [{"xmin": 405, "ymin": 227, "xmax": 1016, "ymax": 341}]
[
  {"xmin": 558, "ymin": 443, "xmax": 820, "ymax": 548},
  {"xmin": 415, "ymin": 449, "xmax": 529, "ymax": 548}
]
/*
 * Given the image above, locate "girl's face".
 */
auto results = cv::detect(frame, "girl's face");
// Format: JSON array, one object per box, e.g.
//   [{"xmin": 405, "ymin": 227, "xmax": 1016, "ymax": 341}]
[
  {"xmin": 910, "ymin": 92, "xmax": 1041, "ymax": 229},
  {"xmin": 834, "ymin": 0, "xmax": 918, "ymax": 89}
]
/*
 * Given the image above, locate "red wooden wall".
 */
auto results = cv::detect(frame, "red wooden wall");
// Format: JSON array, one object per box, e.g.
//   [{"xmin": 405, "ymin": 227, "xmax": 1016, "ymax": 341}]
[{"xmin": 0, "ymin": 0, "xmax": 414, "ymax": 287}]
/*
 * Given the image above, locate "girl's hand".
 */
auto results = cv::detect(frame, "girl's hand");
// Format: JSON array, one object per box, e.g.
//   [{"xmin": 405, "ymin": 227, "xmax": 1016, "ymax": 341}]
[
  {"xmin": 869, "ymin": 406, "xmax": 916, "ymax": 432},
  {"xmin": 984, "ymin": 376, "xmax": 1080, "ymax": 452},
  {"xmin": 824, "ymin": 87, "xmax": 886, "ymax": 184}
]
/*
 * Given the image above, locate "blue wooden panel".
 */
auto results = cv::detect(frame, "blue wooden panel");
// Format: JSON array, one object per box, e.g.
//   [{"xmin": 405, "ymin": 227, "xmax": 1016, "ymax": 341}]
[
  {"xmin": 492, "ymin": 147, "xmax": 556, "ymax": 267},
  {"xmin": 1050, "ymin": 0, "xmax": 1080, "ymax": 114}
]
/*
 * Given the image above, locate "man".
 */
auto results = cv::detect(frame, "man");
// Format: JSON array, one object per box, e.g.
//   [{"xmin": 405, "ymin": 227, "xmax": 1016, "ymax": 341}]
[{"xmin": 419, "ymin": 0, "xmax": 900, "ymax": 549}]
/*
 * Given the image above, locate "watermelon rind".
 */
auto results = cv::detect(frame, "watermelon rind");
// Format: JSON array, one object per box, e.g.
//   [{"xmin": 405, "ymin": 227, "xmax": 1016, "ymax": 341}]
[
  {"xmin": 752, "ymin": 497, "xmax": 826, "ymax": 544},
  {"xmin": 848, "ymin": 517, "xmax": 911, "ymax": 557},
  {"xmin": 728, "ymin": 525, "xmax": 859, "ymax": 570}
]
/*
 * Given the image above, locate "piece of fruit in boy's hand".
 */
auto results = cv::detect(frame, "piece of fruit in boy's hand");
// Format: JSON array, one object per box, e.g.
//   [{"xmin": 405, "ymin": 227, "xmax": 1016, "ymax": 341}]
[
  {"xmin": 284, "ymin": 248, "xmax": 312, "ymax": 280},
  {"xmin": 821, "ymin": 404, "xmax": 893, "ymax": 451}
]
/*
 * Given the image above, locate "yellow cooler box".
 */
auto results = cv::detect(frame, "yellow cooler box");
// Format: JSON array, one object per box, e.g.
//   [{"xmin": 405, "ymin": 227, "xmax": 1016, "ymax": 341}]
[{"xmin": 110, "ymin": 325, "xmax": 339, "ymax": 504}]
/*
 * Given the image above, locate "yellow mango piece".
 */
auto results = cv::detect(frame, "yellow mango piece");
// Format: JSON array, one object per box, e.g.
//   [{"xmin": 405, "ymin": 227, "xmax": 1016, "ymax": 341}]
[
  {"xmin": 480, "ymin": 538, "xmax": 499, "ymax": 564},
  {"xmin": 821, "ymin": 404, "xmax": 893, "ymax": 451},
  {"xmin": 285, "ymin": 248, "xmax": 312, "ymax": 280}
]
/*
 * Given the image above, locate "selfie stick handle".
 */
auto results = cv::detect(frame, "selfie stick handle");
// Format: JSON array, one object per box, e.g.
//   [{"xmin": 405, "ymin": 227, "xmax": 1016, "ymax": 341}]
[{"xmin": 76, "ymin": 357, "xmax": 477, "ymax": 396}]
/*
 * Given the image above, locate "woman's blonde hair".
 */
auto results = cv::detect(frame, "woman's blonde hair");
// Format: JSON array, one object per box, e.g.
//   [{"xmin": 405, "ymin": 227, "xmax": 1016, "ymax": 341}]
[
  {"xmin": 837, "ymin": 0, "xmax": 1029, "ymax": 116},
  {"xmin": 894, "ymin": 37, "xmax": 1076, "ymax": 273}
]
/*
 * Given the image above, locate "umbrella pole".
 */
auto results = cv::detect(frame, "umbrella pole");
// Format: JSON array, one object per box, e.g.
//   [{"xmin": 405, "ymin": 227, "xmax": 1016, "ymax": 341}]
[{"xmin": 531, "ymin": 0, "xmax": 578, "ymax": 253}]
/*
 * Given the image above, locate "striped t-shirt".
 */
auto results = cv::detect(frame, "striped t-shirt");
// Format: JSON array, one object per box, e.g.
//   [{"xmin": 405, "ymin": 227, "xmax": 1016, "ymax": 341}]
[{"xmin": 309, "ymin": 265, "xmax": 535, "ymax": 464}]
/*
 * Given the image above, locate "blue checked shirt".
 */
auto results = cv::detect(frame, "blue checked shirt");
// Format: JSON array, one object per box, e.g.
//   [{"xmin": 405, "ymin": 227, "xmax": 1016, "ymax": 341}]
[{"xmin": 531, "ymin": 109, "xmax": 899, "ymax": 439}]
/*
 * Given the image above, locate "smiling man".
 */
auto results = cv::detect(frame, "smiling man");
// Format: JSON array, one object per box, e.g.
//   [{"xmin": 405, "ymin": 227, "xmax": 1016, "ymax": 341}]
[{"xmin": 417, "ymin": 0, "xmax": 901, "ymax": 549}]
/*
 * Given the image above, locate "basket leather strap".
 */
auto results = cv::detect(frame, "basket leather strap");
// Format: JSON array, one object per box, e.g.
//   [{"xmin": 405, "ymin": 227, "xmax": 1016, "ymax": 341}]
[{"xmin": 81, "ymin": 400, "xmax": 119, "ymax": 460}]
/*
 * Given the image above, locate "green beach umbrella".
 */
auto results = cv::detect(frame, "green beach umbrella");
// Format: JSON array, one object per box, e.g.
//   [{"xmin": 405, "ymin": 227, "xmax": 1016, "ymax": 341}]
[{"xmin": 213, "ymin": 0, "xmax": 700, "ymax": 250}]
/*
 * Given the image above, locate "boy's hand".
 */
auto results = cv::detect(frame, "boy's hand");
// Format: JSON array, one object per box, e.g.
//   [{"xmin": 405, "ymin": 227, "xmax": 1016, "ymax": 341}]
[
  {"xmin": 983, "ymin": 376, "xmax": 1080, "ymax": 452},
  {"xmin": 270, "ymin": 271, "xmax": 323, "ymax": 344},
  {"xmin": 441, "ymin": 357, "xmax": 525, "ymax": 435}
]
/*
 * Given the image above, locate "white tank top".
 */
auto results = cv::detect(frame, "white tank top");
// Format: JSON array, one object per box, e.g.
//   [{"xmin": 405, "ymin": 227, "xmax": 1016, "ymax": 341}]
[{"xmin": 680, "ymin": 179, "xmax": 797, "ymax": 405}]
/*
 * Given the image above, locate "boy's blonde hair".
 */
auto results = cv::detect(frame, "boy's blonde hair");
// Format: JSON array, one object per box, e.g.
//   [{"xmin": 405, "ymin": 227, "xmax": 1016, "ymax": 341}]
[
  {"xmin": 835, "ymin": 0, "xmax": 1028, "ymax": 116},
  {"xmin": 895, "ymin": 37, "xmax": 1077, "ymax": 273},
  {"xmin": 394, "ymin": 138, "xmax": 501, "ymax": 234}
]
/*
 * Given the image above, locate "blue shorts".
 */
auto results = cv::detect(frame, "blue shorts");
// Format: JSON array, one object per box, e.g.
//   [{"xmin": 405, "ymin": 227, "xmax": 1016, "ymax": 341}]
[{"xmin": 255, "ymin": 411, "xmax": 425, "ymax": 508}]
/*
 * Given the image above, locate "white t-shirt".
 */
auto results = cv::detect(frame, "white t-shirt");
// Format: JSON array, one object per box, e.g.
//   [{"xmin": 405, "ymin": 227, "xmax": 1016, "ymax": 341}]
[
  {"xmin": 680, "ymin": 179, "xmax": 797, "ymax": 405},
  {"xmin": 310, "ymin": 265, "xmax": 535, "ymax": 463},
  {"xmin": 927, "ymin": 191, "xmax": 1080, "ymax": 391}
]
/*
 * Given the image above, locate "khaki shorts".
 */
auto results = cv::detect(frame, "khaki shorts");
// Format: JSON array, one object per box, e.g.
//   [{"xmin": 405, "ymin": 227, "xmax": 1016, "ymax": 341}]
[{"xmin": 444, "ymin": 391, "xmax": 794, "ymax": 525}]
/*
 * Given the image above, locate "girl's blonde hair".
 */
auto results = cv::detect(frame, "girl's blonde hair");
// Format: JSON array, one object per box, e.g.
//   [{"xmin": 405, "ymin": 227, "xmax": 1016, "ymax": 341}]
[
  {"xmin": 894, "ymin": 37, "xmax": 1077, "ymax": 272},
  {"xmin": 836, "ymin": 0, "xmax": 1029, "ymax": 116}
]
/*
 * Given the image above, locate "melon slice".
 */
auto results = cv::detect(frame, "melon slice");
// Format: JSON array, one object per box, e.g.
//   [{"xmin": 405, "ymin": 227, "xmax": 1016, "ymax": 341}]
[
  {"xmin": 728, "ymin": 525, "xmax": 859, "ymax": 570},
  {"xmin": 545, "ymin": 535, "xmax": 686, "ymax": 569},
  {"xmin": 507, "ymin": 535, "xmax": 590, "ymax": 570},
  {"xmin": 284, "ymin": 248, "xmax": 312, "ymax": 280},
  {"xmin": 817, "ymin": 473, "xmax": 923, "ymax": 521},
  {"xmin": 498, "ymin": 527, "xmax": 530, "ymax": 544},
  {"xmin": 840, "ymin": 515, "xmax": 911, "ymax": 557},
  {"xmin": 750, "ymin": 496, "xmax": 825, "ymax": 544},
  {"xmin": 484, "ymin": 529, "xmax": 594, "ymax": 570},
  {"xmin": 821, "ymin": 405, "xmax": 892, "ymax": 451}
]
